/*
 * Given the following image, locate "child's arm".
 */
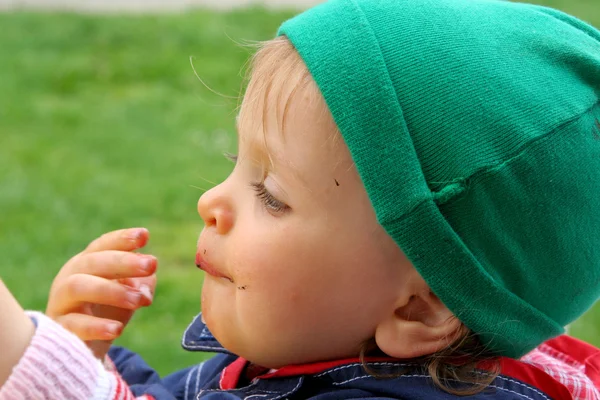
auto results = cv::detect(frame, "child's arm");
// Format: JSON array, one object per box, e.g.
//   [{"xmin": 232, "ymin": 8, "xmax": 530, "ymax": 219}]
[
  {"xmin": 0, "ymin": 306, "xmax": 233, "ymax": 400},
  {"xmin": 0, "ymin": 306, "xmax": 184, "ymax": 400},
  {"xmin": 0, "ymin": 279, "xmax": 35, "ymax": 387}
]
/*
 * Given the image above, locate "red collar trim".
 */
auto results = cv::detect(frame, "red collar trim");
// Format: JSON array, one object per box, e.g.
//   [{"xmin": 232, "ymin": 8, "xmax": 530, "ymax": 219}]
[
  {"xmin": 220, "ymin": 338, "xmax": 589, "ymax": 398},
  {"xmin": 259, "ymin": 356, "xmax": 397, "ymax": 380},
  {"xmin": 219, "ymin": 357, "xmax": 248, "ymax": 390},
  {"xmin": 219, "ymin": 356, "xmax": 397, "ymax": 389}
]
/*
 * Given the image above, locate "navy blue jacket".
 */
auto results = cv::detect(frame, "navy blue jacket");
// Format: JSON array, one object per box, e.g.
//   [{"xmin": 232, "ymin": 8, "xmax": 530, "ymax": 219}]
[{"xmin": 107, "ymin": 314, "xmax": 582, "ymax": 399}]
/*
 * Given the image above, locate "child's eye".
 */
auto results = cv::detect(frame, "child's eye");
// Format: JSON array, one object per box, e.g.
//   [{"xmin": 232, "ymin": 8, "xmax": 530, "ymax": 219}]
[
  {"xmin": 250, "ymin": 182, "xmax": 290, "ymax": 214},
  {"xmin": 224, "ymin": 153, "xmax": 238, "ymax": 164}
]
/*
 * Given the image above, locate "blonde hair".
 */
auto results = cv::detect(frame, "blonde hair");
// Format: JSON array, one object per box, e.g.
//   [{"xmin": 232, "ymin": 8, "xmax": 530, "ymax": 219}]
[
  {"xmin": 238, "ymin": 36, "xmax": 339, "ymax": 166},
  {"xmin": 360, "ymin": 329, "xmax": 500, "ymax": 396},
  {"xmin": 241, "ymin": 36, "xmax": 500, "ymax": 396}
]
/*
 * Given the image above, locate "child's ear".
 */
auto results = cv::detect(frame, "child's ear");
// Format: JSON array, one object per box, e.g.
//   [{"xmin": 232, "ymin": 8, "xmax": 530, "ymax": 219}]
[{"xmin": 374, "ymin": 271, "xmax": 463, "ymax": 359}]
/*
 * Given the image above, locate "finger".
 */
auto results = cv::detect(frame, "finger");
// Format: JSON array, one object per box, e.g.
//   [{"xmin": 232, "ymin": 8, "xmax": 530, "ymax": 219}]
[
  {"xmin": 120, "ymin": 275, "xmax": 156, "ymax": 290},
  {"xmin": 71, "ymin": 251, "xmax": 157, "ymax": 279},
  {"xmin": 57, "ymin": 274, "xmax": 147, "ymax": 314},
  {"xmin": 56, "ymin": 313, "xmax": 123, "ymax": 341},
  {"xmin": 119, "ymin": 275, "xmax": 156, "ymax": 306},
  {"xmin": 139, "ymin": 276, "xmax": 156, "ymax": 306},
  {"xmin": 89, "ymin": 304, "xmax": 134, "ymax": 328},
  {"xmin": 83, "ymin": 228, "xmax": 149, "ymax": 254}
]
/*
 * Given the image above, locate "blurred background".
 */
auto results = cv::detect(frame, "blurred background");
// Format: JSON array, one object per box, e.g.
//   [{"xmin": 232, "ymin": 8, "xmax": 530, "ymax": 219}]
[{"xmin": 0, "ymin": 0, "xmax": 598, "ymax": 377}]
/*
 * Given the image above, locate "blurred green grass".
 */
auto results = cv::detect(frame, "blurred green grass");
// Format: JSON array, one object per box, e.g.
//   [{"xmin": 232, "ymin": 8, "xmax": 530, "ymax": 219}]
[
  {"xmin": 0, "ymin": 1, "xmax": 598, "ymax": 377},
  {"xmin": 0, "ymin": 7, "xmax": 295, "ymax": 375}
]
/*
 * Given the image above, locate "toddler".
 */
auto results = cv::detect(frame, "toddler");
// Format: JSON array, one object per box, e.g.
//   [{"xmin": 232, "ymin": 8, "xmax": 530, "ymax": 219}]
[{"xmin": 2, "ymin": 0, "xmax": 600, "ymax": 398}]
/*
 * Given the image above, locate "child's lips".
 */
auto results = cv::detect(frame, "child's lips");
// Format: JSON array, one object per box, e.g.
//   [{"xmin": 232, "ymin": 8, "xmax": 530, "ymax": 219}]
[{"xmin": 195, "ymin": 252, "xmax": 232, "ymax": 282}]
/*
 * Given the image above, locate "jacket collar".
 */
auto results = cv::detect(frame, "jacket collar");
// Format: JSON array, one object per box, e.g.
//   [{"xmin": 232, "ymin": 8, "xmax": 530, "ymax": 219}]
[
  {"xmin": 181, "ymin": 313, "xmax": 233, "ymax": 355},
  {"xmin": 181, "ymin": 313, "xmax": 582, "ymax": 400}
]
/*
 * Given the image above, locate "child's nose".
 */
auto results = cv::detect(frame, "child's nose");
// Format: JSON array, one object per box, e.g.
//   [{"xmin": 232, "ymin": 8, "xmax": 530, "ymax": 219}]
[{"xmin": 197, "ymin": 184, "xmax": 234, "ymax": 235}]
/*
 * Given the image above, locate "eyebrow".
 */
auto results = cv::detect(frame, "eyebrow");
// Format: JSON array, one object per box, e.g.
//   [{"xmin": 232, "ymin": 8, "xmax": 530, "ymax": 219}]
[
  {"xmin": 235, "ymin": 113, "xmax": 275, "ymax": 173},
  {"xmin": 235, "ymin": 112, "xmax": 307, "ymax": 188}
]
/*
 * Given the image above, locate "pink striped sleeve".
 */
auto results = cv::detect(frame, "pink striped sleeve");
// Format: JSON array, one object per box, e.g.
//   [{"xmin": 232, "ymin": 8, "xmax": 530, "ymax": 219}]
[{"xmin": 0, "ymin": 312, "xmax": 155, "ymax": 400}]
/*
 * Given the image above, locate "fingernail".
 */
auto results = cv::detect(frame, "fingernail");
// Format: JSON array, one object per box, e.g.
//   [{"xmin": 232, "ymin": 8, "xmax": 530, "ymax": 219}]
[
  {"xmin": 140, "ymin": 284, "xmax": 153, "ymax": 302},
  {"xmin": 129, "ymin": 228, "xmax": 147, "ymax": 242},
  {"xmin": 106, "ymin": 323, "xmax": 121, "ymax": 336},
  {"xmin": 125, "ymin": 291, "xmax": 142, "ymax": 307},
  {"xmin": 140, "ymin": 256, "xmax": 155, "ymax": 272}
]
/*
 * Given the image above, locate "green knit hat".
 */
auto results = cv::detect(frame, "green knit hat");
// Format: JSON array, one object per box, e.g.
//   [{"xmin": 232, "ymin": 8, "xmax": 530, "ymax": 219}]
[{"xmin": 278, "ymin": 0, "xmax": 600, "ymax": 358}]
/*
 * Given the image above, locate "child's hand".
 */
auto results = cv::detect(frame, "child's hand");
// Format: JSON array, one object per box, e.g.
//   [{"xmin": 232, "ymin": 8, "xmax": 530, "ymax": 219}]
[{"xmin": 45, "ymin": 228, "xmax": 157, "ymax": 359}]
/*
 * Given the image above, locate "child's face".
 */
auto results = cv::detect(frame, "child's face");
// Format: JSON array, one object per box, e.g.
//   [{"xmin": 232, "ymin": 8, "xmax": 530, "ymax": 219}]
[{"xmin": 196, "ymin": 55, "xmax": 412, "ymax": 368}]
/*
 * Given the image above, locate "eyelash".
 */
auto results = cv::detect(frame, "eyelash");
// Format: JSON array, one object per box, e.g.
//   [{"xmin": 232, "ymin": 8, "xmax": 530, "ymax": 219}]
[
  {"xmin": 250, "ymin": 182, "xmax": 289, "ymax": 214},
  {"xmin": 224, "ymin": 153, "xmax": 289, "ymax": 214}
]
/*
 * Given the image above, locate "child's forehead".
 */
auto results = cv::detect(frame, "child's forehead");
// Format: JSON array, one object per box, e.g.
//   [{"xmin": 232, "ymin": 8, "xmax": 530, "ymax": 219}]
[
  {"xmin": 237, "ymin": 38, "xmax": 311, "ymax": 137},
  {"xmin": 239, "ymin": 83, "xmax": 339, "ymax": 167},
  {"xmin": 236, "ymin": 39, "xmax": 347, "ymax": 183},
  {"xmin": 237, "ymin": 39, "xmax": 341, "ymax": 159}
]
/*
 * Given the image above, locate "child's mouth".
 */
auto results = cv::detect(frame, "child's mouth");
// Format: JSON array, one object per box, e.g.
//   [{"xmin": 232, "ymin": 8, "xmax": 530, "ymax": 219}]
[{"xmin": 196, "ymin": 252, "xmax": 233, "ymax": 283}]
